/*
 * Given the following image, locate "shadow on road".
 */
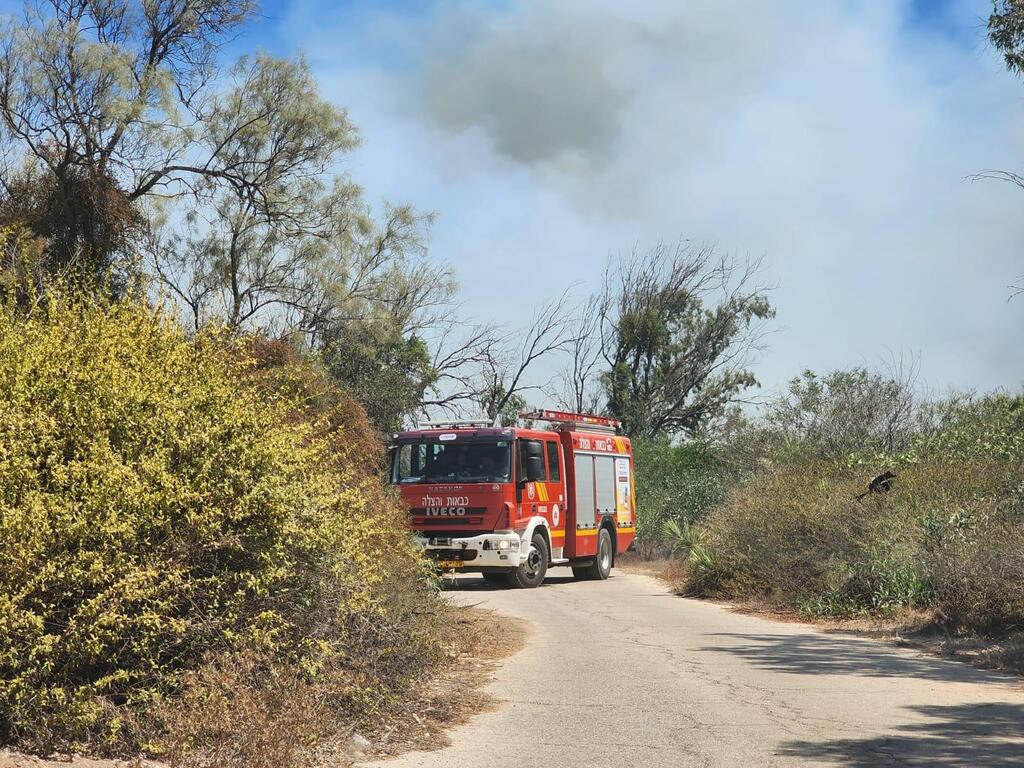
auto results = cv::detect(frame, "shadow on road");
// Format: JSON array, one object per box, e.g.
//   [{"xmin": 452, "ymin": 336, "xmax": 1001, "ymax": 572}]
[
  {"xmin": 778, "ymin": 702, "xmax": 1024, "ymax": 766},
  {"xmin": 440, "ymin": 574, "xmax": 584, "ymax": 591},
  {"xmin": 700, "ymin": 632, "xmax": 1013, "ymax": 685}
]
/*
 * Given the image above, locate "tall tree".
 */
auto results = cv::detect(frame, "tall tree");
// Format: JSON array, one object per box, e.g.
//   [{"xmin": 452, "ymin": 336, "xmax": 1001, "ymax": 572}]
[
  {"xmin": 0, "ymin": 1, "xmax": 355, "ymax": 289},
  {"xmin": 597, "ymin": 241, "xmax": 774, "ymax": 438}
]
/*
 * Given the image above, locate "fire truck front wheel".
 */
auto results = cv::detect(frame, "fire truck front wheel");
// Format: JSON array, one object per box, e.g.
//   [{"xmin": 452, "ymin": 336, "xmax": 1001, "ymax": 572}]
[
  {"xmin": 573, "ymin": 527, "xmax": 613, "ymax": 581},
  {"xmin": 507, "ymin": 532, "xmax": 548, "ymax": 588}
]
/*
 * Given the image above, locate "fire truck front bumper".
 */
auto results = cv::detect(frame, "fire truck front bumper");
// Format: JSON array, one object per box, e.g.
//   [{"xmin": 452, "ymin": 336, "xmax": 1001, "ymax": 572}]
[{"xmin": 416, "ymin": 532, "xmax": 523, "ymax": 570}]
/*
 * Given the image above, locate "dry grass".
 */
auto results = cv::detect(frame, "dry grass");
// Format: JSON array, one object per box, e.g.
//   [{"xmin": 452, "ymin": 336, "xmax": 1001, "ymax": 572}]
[
  {"xmin": 150, "ymin": 650, "xmax": 338, "ymax": 768},
  {"xmin": 923, "ymin": 632, "xmax": 1024, "ymax": 676},
  {"xmin": 0, "ymin": 751, "xmax": 156, "ymax": 768},
  {"xmin": 362, "ymin": 606, "xmax": 526, "ymax": 761},
  {"xmin": 0, "ymin": 606, "xmax": 525, "ymax": 768}
]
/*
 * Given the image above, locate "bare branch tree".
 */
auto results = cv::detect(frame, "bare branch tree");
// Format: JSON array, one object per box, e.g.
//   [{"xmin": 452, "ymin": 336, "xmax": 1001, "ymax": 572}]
[
  {"xmin": 419, "ymin": 319, "xmax": 502, "ymax": 416},
  {"xmin": 550, "ymin": 300, "xmax": 605, "ymax": 413},
  {"xmin": 1010, "ymin": 277, "xmax": 1024, "ymax": 300},
  {"xmin": 467, "ymin": 290, "xmax": 577, "ymax": 423}
]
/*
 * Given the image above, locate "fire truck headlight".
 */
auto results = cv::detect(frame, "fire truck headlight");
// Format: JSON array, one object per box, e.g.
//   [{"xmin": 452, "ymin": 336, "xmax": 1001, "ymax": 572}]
[{"xmin": 496, "ymin": 539, "xmax": 513, "ymax": 551}]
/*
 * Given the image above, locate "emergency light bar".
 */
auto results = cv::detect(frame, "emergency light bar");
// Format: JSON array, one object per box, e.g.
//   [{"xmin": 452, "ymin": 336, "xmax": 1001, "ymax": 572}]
[
  {"xmin": 415, "ymin": 418, "xmax": 495, "ymax": 429},
  {"xmin": 519, "ymin": 409, "xmax": 621, "ymax": 431}
]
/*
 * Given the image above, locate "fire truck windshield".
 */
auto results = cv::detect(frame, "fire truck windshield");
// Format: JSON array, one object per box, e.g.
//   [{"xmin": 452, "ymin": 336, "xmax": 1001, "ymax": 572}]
[{"xmin": 391, "ymin": 440, "xmax": 512, "ymax": 484}]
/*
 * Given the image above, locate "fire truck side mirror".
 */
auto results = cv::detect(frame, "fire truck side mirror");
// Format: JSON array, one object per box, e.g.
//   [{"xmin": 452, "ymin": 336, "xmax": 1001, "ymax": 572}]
[
  {"xmin": 524, "ymin": 455, "xmax": 545, "ymax": 483},
  {"xmin": 519, "ymin": 440, "xmax": 545, "ymax": 483}
]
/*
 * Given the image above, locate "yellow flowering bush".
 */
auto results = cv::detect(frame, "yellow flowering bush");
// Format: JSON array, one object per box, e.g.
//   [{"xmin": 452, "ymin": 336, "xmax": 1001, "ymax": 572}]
[{"xmin": 0, "ymin": 295, "xmax": 439, "ymax": 754}]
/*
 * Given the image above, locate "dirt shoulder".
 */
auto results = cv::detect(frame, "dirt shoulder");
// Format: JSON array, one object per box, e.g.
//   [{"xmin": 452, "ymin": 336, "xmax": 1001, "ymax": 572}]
[
  {"xmin": 355, "ymin": 604, "xmax": 527, "ymax": 762},
  {"xmin": 0, "ymin": 753, "xmax": 159, "ymax": 768},
  {"xmin": 619, "ymin": 556, "xmax": 1024, "ymax": 679},
  {"xmin": 1, "ymin": 606, "xmax": 526, "ymax": 768}
]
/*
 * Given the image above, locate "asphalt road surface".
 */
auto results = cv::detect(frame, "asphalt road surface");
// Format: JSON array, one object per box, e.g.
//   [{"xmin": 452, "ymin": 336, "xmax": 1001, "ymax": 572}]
[{"xmin": 363, "ymin": 570, "xmax": 1024, "ymax": 767}]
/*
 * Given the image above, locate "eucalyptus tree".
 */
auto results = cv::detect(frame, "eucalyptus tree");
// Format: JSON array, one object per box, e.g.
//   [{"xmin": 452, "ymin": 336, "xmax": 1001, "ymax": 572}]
[{"xmin": 990, "ymin": 1, "xmax": 1024, "ymax": 74}]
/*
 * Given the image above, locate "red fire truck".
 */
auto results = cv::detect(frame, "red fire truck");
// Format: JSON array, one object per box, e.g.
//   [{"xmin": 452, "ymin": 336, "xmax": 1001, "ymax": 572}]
[{"xmin": 389, "ymin": 409, "xmax": 636, "ymax": 587}]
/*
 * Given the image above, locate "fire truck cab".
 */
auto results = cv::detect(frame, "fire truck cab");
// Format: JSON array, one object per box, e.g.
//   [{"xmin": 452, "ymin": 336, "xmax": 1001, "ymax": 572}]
[{"xmin": 389, "ymin": 410, "xmax": 636, "ymax": 588}]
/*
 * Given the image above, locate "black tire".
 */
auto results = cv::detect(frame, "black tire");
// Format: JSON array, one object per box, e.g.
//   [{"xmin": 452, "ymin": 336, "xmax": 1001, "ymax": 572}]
[
  {"xmin": 507, "ymin": 532, "xmax": 548, "ymax": 588},
  {"xmin": 481, "ymin": 572, "xmax": 507, "ymax": 586},
  {"xmin": 575, "ymin": 527, "xmax": 613, "ymax": 581}
]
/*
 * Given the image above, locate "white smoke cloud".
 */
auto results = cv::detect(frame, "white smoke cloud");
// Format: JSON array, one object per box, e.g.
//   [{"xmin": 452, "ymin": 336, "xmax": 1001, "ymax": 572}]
[{"xmin": 289, "ymin": 0, "xmax": 1024, "ymax": 396}]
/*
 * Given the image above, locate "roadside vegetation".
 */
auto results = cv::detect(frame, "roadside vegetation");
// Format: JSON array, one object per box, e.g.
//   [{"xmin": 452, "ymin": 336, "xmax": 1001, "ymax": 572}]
[
  {"xmin": 633, "ymin": 368, "xmax": 1024, "ymax": 646},
  {"xmin": 0, "ymin": 285, "xmax": 456, "ymax": 764}
]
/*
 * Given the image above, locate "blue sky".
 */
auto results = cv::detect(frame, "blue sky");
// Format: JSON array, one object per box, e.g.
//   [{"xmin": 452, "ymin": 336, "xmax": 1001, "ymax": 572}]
[{"xmin": 3, "ymin": 0, "xmax": 1023, "ymax": 402}]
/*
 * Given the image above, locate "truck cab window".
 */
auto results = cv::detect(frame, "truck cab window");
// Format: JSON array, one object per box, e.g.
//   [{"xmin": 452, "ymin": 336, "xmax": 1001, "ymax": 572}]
[
  {"xmin": 392, "ymin": 441, "xmax": 511, "ymax": 483},
  {"xmin": 546, "ymin": 441, "xmax": 560, "ymax": 482}
]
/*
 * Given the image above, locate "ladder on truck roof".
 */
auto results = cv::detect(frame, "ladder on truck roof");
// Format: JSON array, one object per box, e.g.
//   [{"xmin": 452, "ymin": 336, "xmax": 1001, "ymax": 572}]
[{"xmin": 519, "ymin": 409, "xmax": 621, "ymax": 434}]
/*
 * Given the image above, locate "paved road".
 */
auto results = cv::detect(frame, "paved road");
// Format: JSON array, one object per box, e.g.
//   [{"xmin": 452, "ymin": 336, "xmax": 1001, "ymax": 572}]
[{"xmin": 363, "ymin": 571, "xmax": 1024, "ymax": 767}]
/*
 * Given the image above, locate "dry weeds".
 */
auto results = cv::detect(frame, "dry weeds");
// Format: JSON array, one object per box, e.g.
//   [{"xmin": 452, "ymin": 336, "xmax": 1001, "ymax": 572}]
[
  {"xmin": 0, "ymin": 606, "xmax": 525, "ymax": 768},
  {"xmin": 358, "ymin": 606, "xmax": 527, "ymax": 762}
]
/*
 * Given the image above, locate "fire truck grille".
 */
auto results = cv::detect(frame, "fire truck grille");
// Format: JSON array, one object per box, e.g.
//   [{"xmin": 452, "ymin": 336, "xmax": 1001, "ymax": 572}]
[{"xmin": 427, "ymin": 548, "xmax": 478, "ymax": 562}]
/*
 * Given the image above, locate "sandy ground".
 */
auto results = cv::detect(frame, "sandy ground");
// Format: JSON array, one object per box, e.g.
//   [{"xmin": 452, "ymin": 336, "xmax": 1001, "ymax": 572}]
[{"xmin": 0, "ymin": 752, "xmax": 158, "ymax": 768}]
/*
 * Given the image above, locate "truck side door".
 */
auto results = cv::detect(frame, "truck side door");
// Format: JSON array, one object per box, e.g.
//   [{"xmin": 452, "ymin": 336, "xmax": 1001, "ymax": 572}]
[{"xmin": 543, "ymin": 439, "xmax": 567, "ymax": 558}]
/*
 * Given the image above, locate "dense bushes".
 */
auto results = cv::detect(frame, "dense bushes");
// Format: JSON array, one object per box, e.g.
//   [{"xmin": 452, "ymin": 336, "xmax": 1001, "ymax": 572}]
[
  {"xmin": 672, "ymin": 369, "xmax": 1024, "ymax": 633},
  {"xmin": 632, "ymin": 438, "xmax": 724, "ymax": 558},
  {"xmin": 0, "ymin": 294, "xmax": 442, "ymax": 757}
]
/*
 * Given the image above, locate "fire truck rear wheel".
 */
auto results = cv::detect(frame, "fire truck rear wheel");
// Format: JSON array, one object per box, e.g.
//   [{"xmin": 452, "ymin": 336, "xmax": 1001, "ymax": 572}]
[
  {"xmin": 574, "ymin": 527, "xmax": 613, "ymax": 581},
  {"xmin": 507, "ymin": 532, "xmax": 548, "ymax": 588}
]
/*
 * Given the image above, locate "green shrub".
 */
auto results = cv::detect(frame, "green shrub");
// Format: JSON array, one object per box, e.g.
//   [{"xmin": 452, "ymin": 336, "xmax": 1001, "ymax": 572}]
[
  {"xmin": 697, "ymin": 463, "xmax": 874, "ymax": 606},
  {"xmin": 694, "ymin": 449, "xmax": 1022, "ymax": 624},
  {"xmin": 714, "ymin": 367, "xmax": 919, "ymax": 471},
  {"xmin": 0, "ymin": 294, "xmax": 439, "ymax": 754},
  {"xmin": 924, "ymin": 507, "xmax": 1024, "ymax": 631},
  {"xmin": 909, "ymin": 394, "xmax": 1024, "ymax": 463},
  {"xmin": 633, "ymin": 438, "xmax": 724, "ymax": 558},
  {"xmin": 688, "ymin": 371, "xmax": 1024, "ymax": 630}
]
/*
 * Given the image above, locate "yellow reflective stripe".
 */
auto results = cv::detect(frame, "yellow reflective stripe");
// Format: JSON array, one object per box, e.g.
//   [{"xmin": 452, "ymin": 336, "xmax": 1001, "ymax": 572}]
[{"xmin": 569, "ymin": 527, "xmax": 634, "ymax": 537}]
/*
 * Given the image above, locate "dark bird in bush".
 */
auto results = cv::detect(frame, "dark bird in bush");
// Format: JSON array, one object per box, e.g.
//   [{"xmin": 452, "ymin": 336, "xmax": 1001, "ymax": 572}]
[{"xmin": 854, "ymin": 471, "xmax": 897, "ymax": 501}]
